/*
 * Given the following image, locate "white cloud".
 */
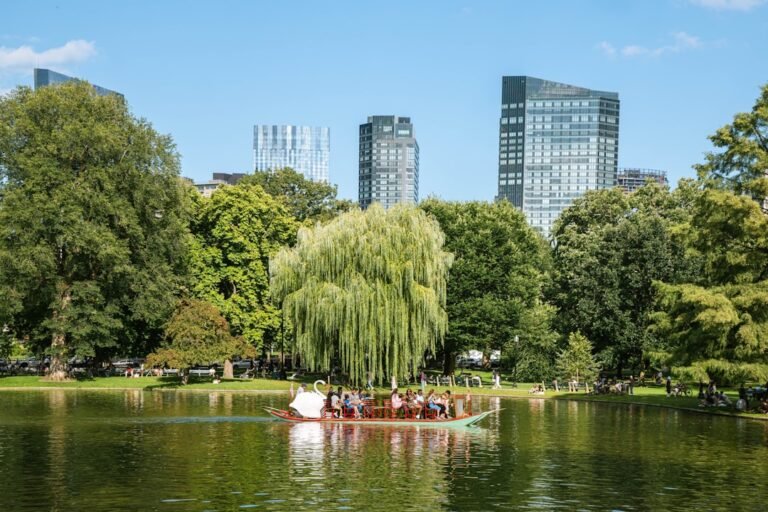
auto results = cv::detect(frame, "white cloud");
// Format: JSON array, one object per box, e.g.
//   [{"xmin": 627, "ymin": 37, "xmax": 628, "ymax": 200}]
[
  {"xmin": 0, "ymin": 40, "xmax": 96, "ymax": 71},
  {"xmin": 689, "ymin": 0, "xmax": 766, "ymax": 11},
  {"xmin": 599, "ymin": 32, "xmax": 703, "ymax": 59},
  {"xmin": 597, "ymin": 41, "xmax": 616, "ymax": 57}
]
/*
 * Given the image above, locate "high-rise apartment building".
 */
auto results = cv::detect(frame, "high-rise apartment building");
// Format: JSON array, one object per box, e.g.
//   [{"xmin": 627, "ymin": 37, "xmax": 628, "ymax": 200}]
[
  {"xmin": 359, "ymin": 116, "xmax": 419, "ymax": 209},
  {"xmin": 617, "ymin": 168, "xmax": 668, "ymax": 193},
  {"xmin": 497, "ymin": 76, "xmax": 619, "ymax": 236},
  {"xmin": 253, "ymin": 125, "xmax": 330, "ymax": 183},
  {"xmin": 34, "ymin": 68, "xmax": 123, "ymax": 98}
]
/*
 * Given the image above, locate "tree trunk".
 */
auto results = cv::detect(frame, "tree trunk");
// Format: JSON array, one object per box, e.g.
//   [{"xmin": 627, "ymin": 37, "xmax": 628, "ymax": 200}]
[
  {"xmin": 443, "ymin": 350, "xmax": 455, "ymax": 376},
  {"xmin": 223, "ymin": 359, "xmax": 234, "ymax": 379},
  {"xmin": 46, "ymin": 286, "xmax": 72, "ymax": 382}
]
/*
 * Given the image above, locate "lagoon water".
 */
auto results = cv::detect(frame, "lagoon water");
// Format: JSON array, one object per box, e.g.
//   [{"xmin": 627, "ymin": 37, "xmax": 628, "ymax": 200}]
[{"xmin": 0, "ymin": 391, "xmax": 766, "ymax": 511}]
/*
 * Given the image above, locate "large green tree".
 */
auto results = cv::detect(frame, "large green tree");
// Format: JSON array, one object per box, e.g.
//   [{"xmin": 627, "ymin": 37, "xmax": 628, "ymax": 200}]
[
  {"xmin": 651, "ymin": 84, "xmax": 768, "ymax": 383},
  {"xmin": 651, "ymin": 188, "xmax": 768, "ymax": 382},
  {"xmin": 270, "ymin": 204, "xmax": 452, "ymax": 385},
  {"xmin": 239, "ymin": 168, "xmax": 354, "ymax": 224},
  {"xmin": 146, "ymin": 299, "xmax": 253, "ymax": 383},
  {"xmin": 557, "ymin": 332, "xmax": 600, "ymax": 392},
  {"xmin": 695, "ymin": 83, "xmax": 768, "ymax": 207},
  {"xmin": 190, "ymin": 184, "xmax": 297, "ymax": 360},
  {"xmin": 550, "ymin": 184, "xmax": 695, "ymax": 375},
  {"xmin": 420, "ymin": 199, "xmax": 556, "ymax": 378},
  {"xmin": 0, "ymin": 83, "xmax": 190, "ymax": 379}
]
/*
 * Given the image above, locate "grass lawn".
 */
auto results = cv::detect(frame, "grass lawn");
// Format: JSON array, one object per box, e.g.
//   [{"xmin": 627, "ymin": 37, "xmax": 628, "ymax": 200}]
[{"xmin": 1, "ymin": 374, "xmax": 766, "ymax": 421}]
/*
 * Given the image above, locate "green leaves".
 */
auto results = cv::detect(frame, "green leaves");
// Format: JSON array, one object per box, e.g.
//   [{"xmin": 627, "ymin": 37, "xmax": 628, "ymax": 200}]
[
  {"xmin": 239, "ymin": 168, "xmax": 346, "ymax": 224},
  {"xmin": 557, "ymin": 332, "xmax": 600, "ymax": 383},
  {"xmin": 270, "ymin": 204, "xmax": 451, "ymax": 384},
  {"xmin": 695, "ymin": 84, "xmax": 768, "ymax": 204},
  {"xmin": 147, "ymin": 299, "xmax": 253, "ymax": 372},
  {"xmin": 420, "ymin": 199, "xmax": 554, "ymax": 378},
  {"xmin": 190, "ymin": 184, "xmax": 297, "ymax": 350},
  {"xmin": 650, "ymin": 84, "xmax": 768, "ymax": 383},
  {"xmin": 551, "ymin": 185, "xmax": 693, "ymax": 372},
  {"xmin": 0, "ymin": 82, "xmax": 190, "ymax": 361}
]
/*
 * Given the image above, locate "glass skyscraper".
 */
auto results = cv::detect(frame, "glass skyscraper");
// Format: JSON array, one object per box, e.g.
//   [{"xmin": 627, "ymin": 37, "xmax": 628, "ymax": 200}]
[
  {"xmin": 34, "ymin": 68, "xmax": 123, "ymax": 98},
  {"xmin": 359, "ymin": 116, "xmax": 419, "ymax": 209},
  {"xmin": 253, "ymin": 125, "xmax": 330, "ymax": 183},
  {"xmin": 497, "ymin": 76, "xmax": 619, "ymax": 237}
]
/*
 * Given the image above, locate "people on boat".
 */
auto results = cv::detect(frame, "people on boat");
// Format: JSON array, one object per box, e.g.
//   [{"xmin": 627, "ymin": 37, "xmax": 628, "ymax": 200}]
[
  {"xmin": 405, "ymin": 389, "xmax": 422, "ymax": 418},
  {"xmin": 391, "ymin": 388, "xmax": 403, "ymax": 416},
  {"xmin": 415, "ymin": 389, "xmax": 425, "ymax": 418}
]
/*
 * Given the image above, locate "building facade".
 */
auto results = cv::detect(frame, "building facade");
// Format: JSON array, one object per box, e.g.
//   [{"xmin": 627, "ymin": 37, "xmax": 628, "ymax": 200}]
[
  {"xmin": 34, "ymin": 68, "xmax": 123, "ymax": 98},
  {"xmin": 617, "ymin": 168, "xmax": 668, "ymax": 193},
  {"xmin": 253, "ymin": 125, "xmax": 330, "ymax": 183},
  {"xmin": 358, "ymin": 116, "xmax": 419, "ymax": 209},
  {"xmin": 192, "ymin": 172, "xmax": 246, "ymax": 198},
  {"xmin": 497, "ymin": 76, "xmax": 619, "ymax": 237}
]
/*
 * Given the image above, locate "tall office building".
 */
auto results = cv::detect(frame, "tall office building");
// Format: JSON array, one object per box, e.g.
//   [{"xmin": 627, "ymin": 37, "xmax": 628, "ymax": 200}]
[
  {"xmin": 497, "ymin": 76, "xmax": 619, "ymax": 236},
  {"xmin": 617, "ymin": 168, "xmax": 668, "ymax": 193},
  {"xmin": 253, "ymin": 125, "xmax": 330, "ymax": 183},
  {"xmin": 34, "ymin": 68, "xmax": 123, "ymax": 98},
  {"xmin": 358, "ymin": 116, "xmax": 419, "ymax": 209}
]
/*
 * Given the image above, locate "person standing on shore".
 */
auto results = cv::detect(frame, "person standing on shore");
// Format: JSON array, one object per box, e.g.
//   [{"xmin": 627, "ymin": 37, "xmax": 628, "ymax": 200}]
[{"xmin": 666, "ymin": 376, "xmax": 672, "ymax": 397}]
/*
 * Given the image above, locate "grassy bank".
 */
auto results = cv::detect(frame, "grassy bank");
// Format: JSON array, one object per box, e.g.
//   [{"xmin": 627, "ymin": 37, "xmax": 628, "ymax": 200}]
[{"xmin": 1, "ymin": 375, "xmax": 765, "ymax": 421}]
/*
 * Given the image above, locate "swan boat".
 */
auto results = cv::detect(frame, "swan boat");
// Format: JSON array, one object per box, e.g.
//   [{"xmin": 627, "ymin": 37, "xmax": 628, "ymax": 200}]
[{"xmin": 265, "ymin": 380, "xmax": 499, "ymax": 427}]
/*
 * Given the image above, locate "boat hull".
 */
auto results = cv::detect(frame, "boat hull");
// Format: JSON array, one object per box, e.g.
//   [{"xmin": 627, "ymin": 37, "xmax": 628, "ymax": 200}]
[{"xmin": 264, "ymin": 407, "xmax": 496, "ymax": 427}]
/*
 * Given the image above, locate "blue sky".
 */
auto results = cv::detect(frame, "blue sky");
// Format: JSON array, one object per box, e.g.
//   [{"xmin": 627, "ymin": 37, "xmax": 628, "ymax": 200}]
[{"xmin": 1, "ymin": 0, "xmax": 766, "ymax": 201}]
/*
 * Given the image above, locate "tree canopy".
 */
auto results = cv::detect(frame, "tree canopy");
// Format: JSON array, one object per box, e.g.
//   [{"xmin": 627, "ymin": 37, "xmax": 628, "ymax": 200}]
[
  {"xmin": 190, "ymin": 184, "xmax": 297, "ymax": 352},
  {"xmin": 550, "ymin": 184, "xmax": 695, "ymax": 375},
  {"xmin": 239, "ymin": 168, "xmax": 353, "ymax": 224},
  {"xmin": 420, "ymin": 199, "xmax": 556, "ymax": 378},
  {"xmin": 695, "ymin": 84, "xmax": 768, "ymax": 207},
  {"xmin": 557, "ymin": 332, "xmax": 600, "ymax": 389},
  {"xmin": 270, "ymin": 204, "xmax": 452, "ymax": 384},
  {"xmin": 651, "ymin": 188, "xmax": 768, "ymax": 382},
  {"xmin": 146, "ymin": 299, "xmax": 253, "ymax": 382},
  {"xmin": 650, "ymin": 84, "xmax": 768, "ymax": 383},
  {"xmin": 0, "ymin": 83, "xmax": 190, "ymax": 378}
]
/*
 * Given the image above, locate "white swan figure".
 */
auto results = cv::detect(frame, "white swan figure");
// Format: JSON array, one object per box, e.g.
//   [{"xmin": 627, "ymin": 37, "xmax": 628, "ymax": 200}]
[{"xmin": 288, "ymin": 380, "xmax": 327, "ymax": 418}]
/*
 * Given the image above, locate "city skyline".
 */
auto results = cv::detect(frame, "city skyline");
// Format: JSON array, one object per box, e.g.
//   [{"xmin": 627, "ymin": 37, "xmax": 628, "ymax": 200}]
[{"xmin": 1, "ymin": 1, "xmax": 766, "ymax": 202}]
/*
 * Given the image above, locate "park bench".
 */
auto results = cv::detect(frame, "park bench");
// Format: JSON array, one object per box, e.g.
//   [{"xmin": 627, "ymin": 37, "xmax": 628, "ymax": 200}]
[
  {"xmin": 458, "ymin": 372, "xmax": 482, "ymax": 387},
  {"xmin": 189, "ymin": 368, "xmax": 215, "ymax": 378}
]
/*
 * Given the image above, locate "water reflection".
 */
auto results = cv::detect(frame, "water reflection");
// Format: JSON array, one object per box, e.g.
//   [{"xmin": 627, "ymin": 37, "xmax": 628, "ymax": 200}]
[{"xmin": 1, "ymin": 392, "xmax": 768, "ymax": 512}]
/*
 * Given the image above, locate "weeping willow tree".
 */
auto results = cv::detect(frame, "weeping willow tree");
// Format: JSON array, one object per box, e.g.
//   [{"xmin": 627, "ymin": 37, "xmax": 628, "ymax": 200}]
[{"xmin": 270, "ymin": 204, "xmax": 452, "ymax": 385}]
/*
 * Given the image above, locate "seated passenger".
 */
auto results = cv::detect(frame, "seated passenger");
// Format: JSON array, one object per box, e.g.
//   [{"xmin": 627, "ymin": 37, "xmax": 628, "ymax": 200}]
[
  {"xmin": 391, "ymin": 388, "xmax": 403, "ymax": 416},
  {"xmin": 426, "ymin": 389, "xmax": 442, "ymax": 418},
  {"xmin": 330, "ymin": 392, "xmax": 342, "ymax": 418}
]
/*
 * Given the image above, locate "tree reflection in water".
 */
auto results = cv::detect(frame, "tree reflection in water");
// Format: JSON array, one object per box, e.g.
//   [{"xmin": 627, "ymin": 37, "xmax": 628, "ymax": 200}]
[{"xmin": 285, "ymin": 421, "xmax": 498, "ymax": 509}]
